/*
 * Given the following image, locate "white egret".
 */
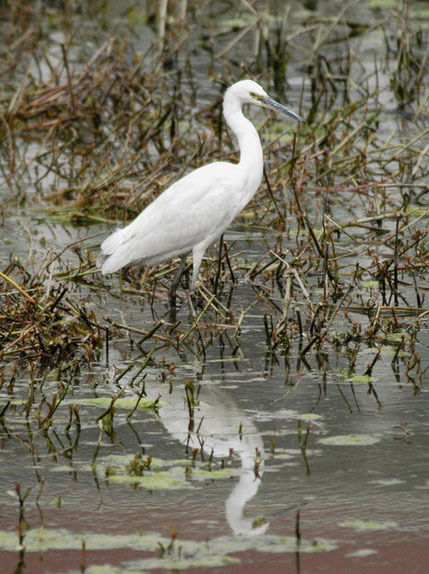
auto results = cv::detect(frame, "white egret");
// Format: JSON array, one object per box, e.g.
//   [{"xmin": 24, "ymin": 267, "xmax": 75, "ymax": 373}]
[{"xmin": 99, "ymin": 79, "xmax": 303, "ymax": 304}]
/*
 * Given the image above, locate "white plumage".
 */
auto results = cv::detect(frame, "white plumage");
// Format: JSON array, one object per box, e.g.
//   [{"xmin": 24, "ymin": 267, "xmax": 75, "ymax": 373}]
[{"xmin": 100, "ymin": 79, "xmax": 303, "ymax": 298}]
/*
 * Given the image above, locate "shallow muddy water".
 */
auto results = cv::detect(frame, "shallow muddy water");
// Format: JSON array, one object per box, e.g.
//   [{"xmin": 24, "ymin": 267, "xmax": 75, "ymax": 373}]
[{"xmin": 1, "ymin": 1, "xmax": 429, "ymax": 573}]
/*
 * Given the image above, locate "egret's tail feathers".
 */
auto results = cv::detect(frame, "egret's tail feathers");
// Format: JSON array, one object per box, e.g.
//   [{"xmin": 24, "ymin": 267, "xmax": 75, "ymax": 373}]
[
  {"xmin": 100, "ymin": 253, "xmax": 127, "ymax": 275},
  {"xmin": 99, "ymin": 228, "xmax": 133, "ymax": 275},
  {"xmin": 101, "ymin": 228, "xmax": 125, "ymax": 255}
]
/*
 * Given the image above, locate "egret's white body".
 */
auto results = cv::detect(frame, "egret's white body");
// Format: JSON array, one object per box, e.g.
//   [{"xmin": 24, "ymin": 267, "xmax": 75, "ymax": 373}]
[{"xmin": 100, "ymin": 79, "xmax": 303, "ymax": 295}]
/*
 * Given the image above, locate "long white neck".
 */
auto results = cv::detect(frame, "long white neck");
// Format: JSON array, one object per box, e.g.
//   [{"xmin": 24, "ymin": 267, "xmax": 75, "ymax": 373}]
[{"xmin": 223, "ymin": 93, "xmax": 264, "ymax": 193}]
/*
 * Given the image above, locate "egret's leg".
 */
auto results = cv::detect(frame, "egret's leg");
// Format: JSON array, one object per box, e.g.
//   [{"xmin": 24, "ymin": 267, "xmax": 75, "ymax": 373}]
[
  {"xmin": 169, "ymin": 254, "xmax": 188, "ymax": 308},
  {"xmin": 190, "ymin": 246, "xmax": 206, "ymax": 292}
]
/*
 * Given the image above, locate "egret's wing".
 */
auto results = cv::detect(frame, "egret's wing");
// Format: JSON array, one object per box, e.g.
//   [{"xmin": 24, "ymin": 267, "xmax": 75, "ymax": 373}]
[{"xmin": 101, "ymin": 162, "xmax": 241, "ymax": 274}]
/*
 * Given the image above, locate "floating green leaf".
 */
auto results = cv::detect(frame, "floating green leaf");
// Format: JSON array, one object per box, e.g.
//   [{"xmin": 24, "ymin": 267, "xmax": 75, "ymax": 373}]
[{"xmin": 319, "ymin": 434, "xmax": 380, "ymax": 446}]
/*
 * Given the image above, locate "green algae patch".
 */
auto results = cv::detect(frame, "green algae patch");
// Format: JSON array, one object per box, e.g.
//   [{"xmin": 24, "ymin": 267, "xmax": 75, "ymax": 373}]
[
  {"xmin": 105, "ymin": 464, "xmax": 239, "ymax": 489},
  {"xmin": 360, "ymin": 280, "xmax": 379, "ymax": 289},
  {"xmin": 298, "ymin": 413, "xmax": 322, "ymax": 421},
  {"xmin": 379, "ymin": 347, "xmax": 408, "ymax": 357},
  {"xmin": 64, "ymin": 397, "xmax": 165, "ymax": 410},
  {"xmin": 348, "ymin": 375, "xmax": 373, "ymax": 384},
  {"xmin": 319, "ymin": 434, "xmax": 380, "ymax": 446},
  {"xmin": 0, "ymin": 528, "xmax": 166, "ymax": 552},
  {"xmin": 108, "ymin": 470, "xmax": 191, "ymax": 490},
  {"xmin": 123, "ymin": 533, "xmax": 336, "ymax": 571},
  {"xmin": 96, "ymin": 451, "xmax": 241, "ymax": 491},
  {"xmin": 0, "ymin": 528, "xmax": 335, "ymax": 566},
  {"xmin": 361, "ymin": 346, "xmax": 408, "ymax": 358},
  {"xmin": 48, "ymin": 465, "xmax": 75, "ymax": 473},
  {"xmin": 0, "ymin": 530, "xmax": 17, "ymax": 550},
  {"xmin": 339, "ymin": 520, "xmax": 398, "ymax": 532},
  {"xmin": 129, "ymin": 555, "xmax": 241, "ymax": 571},
  {"xmin": 0, "ymin": 398, "xmax": 25, "ymax": 405},
  {"xmin": 347, "ymin": 548, "xmax": 378, "ymax": 557},
  {"xmin": 367, "ymin": 0, "xmax": 401, "ymax": 7},
  {"xmin": 87, "ymin": 567, "xmax": 147, "ymax": 574},
  {"xmin": 385, "ymin": 332, "xmax": 410, "ymax": 343}
]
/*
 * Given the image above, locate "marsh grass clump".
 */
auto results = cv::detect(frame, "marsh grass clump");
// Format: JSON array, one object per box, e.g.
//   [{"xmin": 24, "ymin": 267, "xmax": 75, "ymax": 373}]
[
  {"xmin": 1, "ymin": 47, "xmax": 185, "ymax": 217},
  {"xmin": 0, "ymin": 260, "xmax": 103, "ymax": 364}
]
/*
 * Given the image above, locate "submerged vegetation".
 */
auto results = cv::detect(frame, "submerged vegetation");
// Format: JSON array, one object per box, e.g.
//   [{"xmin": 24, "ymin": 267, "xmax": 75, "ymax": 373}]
[{"xmin": 0, "ymin": 0, "xmax": 428, "ymax": 572}]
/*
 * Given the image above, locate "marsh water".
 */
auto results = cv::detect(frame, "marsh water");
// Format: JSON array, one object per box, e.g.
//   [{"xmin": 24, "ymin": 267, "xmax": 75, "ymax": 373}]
[{"xmin": 1, "ymin": 1, "xmax": 429, "ymax": 573}]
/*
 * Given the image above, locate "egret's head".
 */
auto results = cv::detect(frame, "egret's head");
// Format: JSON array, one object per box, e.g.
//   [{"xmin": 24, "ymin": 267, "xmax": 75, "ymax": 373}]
[{"xmin": 225, "ymin": 79, "xmax": 304, "ymax": 123}]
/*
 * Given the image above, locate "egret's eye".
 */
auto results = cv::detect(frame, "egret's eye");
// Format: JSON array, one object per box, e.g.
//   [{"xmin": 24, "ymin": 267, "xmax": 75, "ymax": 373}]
[{"xmin": 250, "ymin": 91, "xmax": 262, "ymax": 101}]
